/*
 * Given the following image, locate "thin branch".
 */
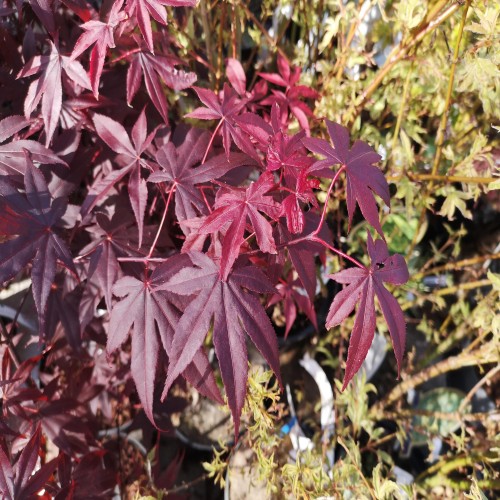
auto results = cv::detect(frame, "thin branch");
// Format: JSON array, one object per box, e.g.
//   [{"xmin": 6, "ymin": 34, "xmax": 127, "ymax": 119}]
[
  {"xmin": 431, "ymin": 0, "xmax": 472, "ymax": 178},
  {"xmin": 433, "ymin": 278, "xmax": 491, "ymax": 297},
  {"xmin": 459, "ymin": 365, "xmax": 500, "ymax": 413},
  {"xmin": 337, "ymin": 437, "xmax": 377, "ymax": 500},
  {"xmin": 237, "ymin": 0, "xmax": 290, "ymax": 64},
  {"xmin": 389, "ymin": 63, "xmax": 414, "ymax": 163},
  {"xmin": 387, "ymin": 173, "xmax": 498, "ymax": 185},
  {"xmin": 413, "ymin": 253, "xmax": 500, "ymax": 279},
  {"xmin": 346, "ymin": 1, "xmax": 461, "ymax": 124},
  {"xmin": 370, "ymin": 344, "xmax": 499, "ymax": 415}
]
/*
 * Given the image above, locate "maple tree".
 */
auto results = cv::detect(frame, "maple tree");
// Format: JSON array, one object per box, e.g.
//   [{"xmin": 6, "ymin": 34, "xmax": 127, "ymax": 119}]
[{"xmin": 0, "ymin": 0, "xmax": 413, "ymax": 494}]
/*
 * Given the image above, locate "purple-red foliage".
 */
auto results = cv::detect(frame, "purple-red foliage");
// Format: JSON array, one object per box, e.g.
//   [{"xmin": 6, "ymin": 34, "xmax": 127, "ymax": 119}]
[{"xmin": 0, "ymin": 0, "xmax": 409, "ymax": 495}]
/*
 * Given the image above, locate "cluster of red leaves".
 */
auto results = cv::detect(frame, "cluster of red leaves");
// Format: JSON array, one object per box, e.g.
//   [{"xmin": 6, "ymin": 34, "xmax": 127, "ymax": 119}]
[{"xmin": 0, "ymin": 0, "xmax": 409, "ymax": 495}]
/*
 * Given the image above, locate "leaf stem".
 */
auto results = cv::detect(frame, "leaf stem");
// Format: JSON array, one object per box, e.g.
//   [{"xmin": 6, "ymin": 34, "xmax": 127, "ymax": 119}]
[
  {"xmin": 309, "ymin": 235, "xmax": 365, "ymax": 269},
  {"xmin": 313, "ymin": 166, "xmax": 345, "ymax": 237},
  {"xmin": 109, "ymin": 48, "xmax": 142, "ymax": 65},
  {"xmin": 202, "ymin": 119, "xmax": 224, "ymax": 164},
  {"xmin": 284, "ymin": 165, "xmax": 365, "ymax": 269},
  {"xmin": 147, "ymin": 185, "xmax": 175, "ymax": 258},
  {"xmin": 430, "ymin": 0, "xmax": 472, "ymax": 178}
]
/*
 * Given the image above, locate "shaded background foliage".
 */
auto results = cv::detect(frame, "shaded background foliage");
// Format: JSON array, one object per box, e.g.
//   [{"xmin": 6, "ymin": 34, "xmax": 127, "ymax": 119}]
[{"xmin": 0, "ymin": 0, "xmax": 499, "ymax": 498}]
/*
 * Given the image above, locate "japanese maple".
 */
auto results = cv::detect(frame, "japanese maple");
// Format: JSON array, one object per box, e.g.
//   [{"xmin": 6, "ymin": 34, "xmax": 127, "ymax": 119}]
[{"xmin": 0, "ymin": 0, "xmax": 411, "ymax": 493}]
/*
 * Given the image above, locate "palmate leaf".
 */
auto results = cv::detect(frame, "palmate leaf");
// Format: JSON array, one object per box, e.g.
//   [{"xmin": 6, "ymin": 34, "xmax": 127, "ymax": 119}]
[
  {"xmin": 127, "ymin": 48, "xmax": 197, "ymax": 122},
  {"xmin": 185, "ymin": 83, "xmax": 259, "ymax": 161},
  {"xmin": 159, "ymin": 252, "xmax": 282, "ymax": 436},
  {"xmin": 18, "ymin": 40, "xmax": 92, "ymax": 146},
  {"xmin": 258, "ymin": 54, "xmax": 319, "ymax": 135},
  {"xmin": 0, "ymin": 425, "xmax": 58, "ymax": 500},
  {"xmin": 148, "ymin": 127, "xmax": 258, "ymax": 227},
  {"xmin": 268, "ymin": 273, "xmax": 317, "ymax": 338},
  {"xmin": 303, "ymin": 120, "xmax": 390, "ymax": 237},
  {"xmin": 0, "ymin": 115, "xmax": 30, "ymax": 143},
  {"xmin": 108, "ymin": 255, "xmax": 223, "ymax": 425},
  {"xmin": 83, "ymin": 110, "xmax": 156, "ymax": 247},
  {"xmin": 198, "ymin": 171, "xmax": 281, "ymax": 280},
  {"xmin": 70, "ymin": 0, "xmax": 127, "ymax": 97},
  {"xmin": 326, "ymin": 232, "xmax": 409, "ymax": 389},
  {"xmin": 0, "ymin": 158, "xmax": 76, "ymax": 336},
  {"xmin": 0, "ymin": 139, "xmax": 66, "ymax": 176}
]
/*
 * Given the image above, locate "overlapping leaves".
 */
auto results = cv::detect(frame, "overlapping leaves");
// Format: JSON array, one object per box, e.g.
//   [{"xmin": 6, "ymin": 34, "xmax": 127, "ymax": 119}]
[
  {"xmin": 158, "ymin": 252, "xmax": 282, "ymax": 436},
  {"xmin": 107, "ymin": 255, "xmax": 222, "ymax": 425},
  {"xmin": 0, "ymin": 158, "xmax": 76, "ymax": 335}
]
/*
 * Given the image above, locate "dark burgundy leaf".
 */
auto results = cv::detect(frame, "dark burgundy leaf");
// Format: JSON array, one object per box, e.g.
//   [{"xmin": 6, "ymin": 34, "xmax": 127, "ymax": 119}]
[
  {"xmin": 186, "ymin": 84, "xmax": 259, "ymax": 161},
  {"xmin": 88, "ymin": 111, "xmax": 156, "ymax": 246},
  {"xmin": 18, "ymin": 458, "xmax": 58, "ymax": 498},
  {"xmin": 0, "ymin": 158, "xmax": 76, "ymax": 336},
  {"xmin": 0, "ymin": 116, "xmax": 30, "ymax": 143},
  {"xmin": 268, "ymin": 273, "xmax": 317, "ymax": 338},
  {"xmin": 18, "ymin": 41, "xmax": 92, "ymax": 145},
  {"xmin": 0, "ymin": 446, "xmax": 14, "ymax": 500},
  {"xmin": 226, "ymin": 58, "xmax": 247, "ymax": 96},
  {"xmin": 148, "ymin": 128, "xmax": 258, "ymax": 227},
  {"xmin": 13, "ymin": 426, "xmax": 42, "ymax": 494},
  {"xmin": 125, "ymin": 0, "xmax": 196, "ymax": 52},
  {"xmin": 108, "ymin": 256, "xmax": 222, "ymax": 424},
  {"xmin": 160, "ymin": 252, "xmax": 281, "ymax": 437},
  {"xmin": 0, "ymin": 140, "xmax": 66, "ymax": 176},
  {"xmin": 258, "ymin": 54, "xmax": 319, "ymax": 134}
]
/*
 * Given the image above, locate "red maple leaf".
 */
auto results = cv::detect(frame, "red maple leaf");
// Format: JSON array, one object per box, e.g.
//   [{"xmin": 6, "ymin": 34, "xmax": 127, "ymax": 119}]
[
  {"xmin": 326, "ymin": 232, "xmax": 409, "ymax": 389},
  {"xmin": 275, "ymin": 214, "xmax": 328, "ymax": 300},
  {"xmin": 198, "ymin": 171, "xmax": 281, "ymax": 280},
  {"xmin": 70, "ymin": 0, "xmax": 128, "ymax": 97},
  {"xmin": 226, "ymin": 57, "xmax": 268, "ymax": 107},
  {"xmin": 127, "ymin": 47, "xmax": 197, "ymax": 122},
  {"xmin": 258, "ymin": 54, "xmax": 319, "ymax": 135},
  {"xmin": 17, "ymin": 40, "xmax": 92, "ymax": 145},
  {"xmin": 268, "ymin": 272, "xmax": 317, "ymax": 338},
  {"xmin": 0, "ymin": 426, "xmax": 58, "ymax": 500},
  {"xmin": 185, "ymin": 83, "xmax": 259, "ymax": 161},
  {"xmin": 149, "ymin": 129, "xmax": 259, "ymax": 229},
  {"xmin": 236, "ymin": 105, "xmax": 319, "ymax": 234},
  {"xmin": 303, "ymin": 120, "xmax": 390, "ymax": 237},
  {"xmin": 0, "ymin": 137, "xmax": 66, "ymax": 177},
  {"xmin": 158, "ymin": 252, "xmax": 282, "ymax": 436},
  {"xmin": 82, "ymin": 110, "xmax": 157, "ymax": 247},
  {"xmin": 82, "ymin": 210, "xmax": 143, "ymax": 310}
]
